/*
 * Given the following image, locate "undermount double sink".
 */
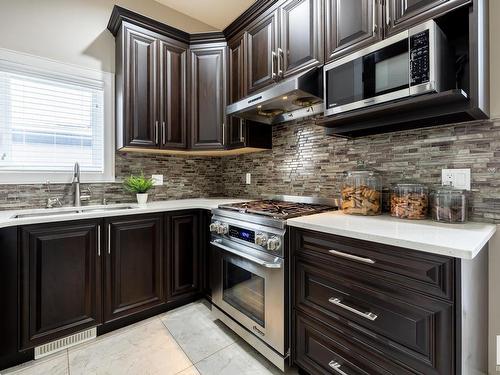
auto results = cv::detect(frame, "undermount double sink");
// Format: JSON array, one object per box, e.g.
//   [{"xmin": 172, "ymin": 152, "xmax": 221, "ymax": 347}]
[{"xmin": 11, "ymin": 205, "xmax": 136, "ymax": 219}]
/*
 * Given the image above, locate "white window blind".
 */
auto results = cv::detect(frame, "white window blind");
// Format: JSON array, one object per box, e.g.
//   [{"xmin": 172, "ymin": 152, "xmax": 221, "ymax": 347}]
[{"xmin": 0, "ymin": 49, "xmax": 114, "ymax": 184}]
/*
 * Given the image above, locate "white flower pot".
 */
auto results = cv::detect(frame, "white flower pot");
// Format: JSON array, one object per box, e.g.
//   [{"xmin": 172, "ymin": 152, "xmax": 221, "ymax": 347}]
[{"xmin": 136, "ymin": 193, "xmax": 148, "ymax": 206}]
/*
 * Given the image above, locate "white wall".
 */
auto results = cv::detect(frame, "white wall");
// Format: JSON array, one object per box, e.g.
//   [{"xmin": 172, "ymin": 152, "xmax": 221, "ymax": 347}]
[{"xmin": 0, "ymin": 0, "xmax": 216, "ymax": 73}]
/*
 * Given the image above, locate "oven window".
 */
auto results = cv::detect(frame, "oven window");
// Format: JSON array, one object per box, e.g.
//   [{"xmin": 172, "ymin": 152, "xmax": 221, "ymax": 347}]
[{"xmin": 223, "ymin": 260, "xmax": 265, "ymax": 327}]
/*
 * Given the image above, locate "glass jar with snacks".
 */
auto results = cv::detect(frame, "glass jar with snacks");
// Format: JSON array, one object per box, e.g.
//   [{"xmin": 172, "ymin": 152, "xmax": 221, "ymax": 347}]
[
  {"xmin": 431, "ymin": 187, "xmax": 468, "ymax": 223},
  {"xmin": 390, "ymin": 182, "xmax": 429, "ymax": 220},
  {"xmin": 341, "ymin": 162, "xmax": 382, "ymax": 216}
]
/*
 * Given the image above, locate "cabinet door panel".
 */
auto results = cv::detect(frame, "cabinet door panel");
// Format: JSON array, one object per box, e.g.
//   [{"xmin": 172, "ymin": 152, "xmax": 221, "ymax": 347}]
[
  {"xmin": 228, "ymin": 35, "xmax": 246, "ymax": 148},
  {"xmin": 124, "ymin": 27, "xmax": 158, "ymax": 148},
  {"xmin": 104, "ymin": 215, "xmax": 164, "ymax": 322},
  {"xmin": 247, "ymin": 10, "xmax": 278, "ymax": 92},
  {"xmin": 280, "ymin": 0, "xmax": 323, "ymax": 77},
  {"xmin": 159, "ymin": 40, "xmax": 188, "ymax": 149},
  {"xmin": 326, "ymin": 0, "xmax": 382, "ymax": 62},
  {"xmin": 166, "ymin": 211, "xmax": 200, "ymax": 302},
  {"xmin": 386, "ymin": 0, "xmax": 469, "ymax": 35},
  {"xmin": 190, "ymin": 47, "xmax": 226, "ymax": 149},
  {"xmin": 21, "ymin": 221, "xmax": 101, "ymax": 349}
]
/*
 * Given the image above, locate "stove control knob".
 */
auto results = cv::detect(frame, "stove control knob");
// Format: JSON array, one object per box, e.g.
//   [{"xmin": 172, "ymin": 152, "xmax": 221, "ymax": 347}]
[
  {"xmin": 209, "ymin": 222, "xmax": 219, "ymax": 233},
  {"xmin": 217, "ymin": 223, "xmax": 229, "ymax": 235},
  {"xmin": 267, "ymin": 236, "xmax": 281, "ymax": 251},
  {"xmin": 255, "ymin": 233, "xmax": 268, "ymax": 246}
]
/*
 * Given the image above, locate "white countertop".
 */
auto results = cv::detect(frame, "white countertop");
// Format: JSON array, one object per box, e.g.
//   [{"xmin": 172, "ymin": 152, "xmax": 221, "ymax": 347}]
[
  {"xmin": 287, "ymin": 211, "xmax": 497, "ymax": 260},
  {"xmin": 0, "ymin": 198, "xmax": 249, "ymax": 229}
]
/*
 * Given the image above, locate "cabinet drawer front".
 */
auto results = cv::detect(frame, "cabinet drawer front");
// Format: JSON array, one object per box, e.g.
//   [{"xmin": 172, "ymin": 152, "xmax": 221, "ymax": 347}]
[
  {"xmin": 295, "ymin": 313, "xmax": 391, "ymax": 375},
  {"xmin": 295, "ymin": 259, "xmax": 454, "ymax": 373},
  {"xmin": 292, "ymin": 228, "xmax": 454, "ymax": 300}
]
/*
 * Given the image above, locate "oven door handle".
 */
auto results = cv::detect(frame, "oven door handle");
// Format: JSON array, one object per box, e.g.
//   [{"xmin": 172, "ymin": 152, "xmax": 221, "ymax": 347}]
[{"xmin": 210, "ymin": 240, "xmax": 282, "ymax": 269}]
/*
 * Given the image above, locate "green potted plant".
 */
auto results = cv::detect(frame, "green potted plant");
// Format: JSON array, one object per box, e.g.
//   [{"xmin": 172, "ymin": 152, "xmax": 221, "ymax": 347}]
[{"xmin": 123, "ymin": 173, "xmax": 154, "ymax": 206}]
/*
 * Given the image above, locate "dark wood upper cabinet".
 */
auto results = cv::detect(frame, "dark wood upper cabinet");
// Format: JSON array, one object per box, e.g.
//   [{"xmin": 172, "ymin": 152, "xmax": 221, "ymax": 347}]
[
  {"xmin": 104, "ymin": 215, "xmax": 164, "ymax": 323},
  {"xmin": 386, "ymin": 0, "xmax": 470, "ymax": 35},
  {"xmin": 166, "ymin": 211, "xmax": 201, "ymax": 302},
  {"xmin": 159, "ymin": 39, "xmax": 188, "ymax": 149},
  {"xmin": 246, "ymin": 9, "xmax": 279, "ymax": 93},
  {"xmin": 227, "ymin": 34, "xmax": 246, "ymax": 148},
  {"xmin": 20, "ymin": 221, "xmax": 102, "ymax": 349},
  {"xmin": 120, "ymin": 25, "xmax": 159, "ymax": 149},
  {"xmin": 326, "ymin": 0, "xmax": 382, "ymax": 62},
  {"xmin": 280, "ymin": 0, "xmax": 323, "ymax": 77},
  {"xmin": 189, "ymin": 45, "xmax": 227, "ymax": 150}
]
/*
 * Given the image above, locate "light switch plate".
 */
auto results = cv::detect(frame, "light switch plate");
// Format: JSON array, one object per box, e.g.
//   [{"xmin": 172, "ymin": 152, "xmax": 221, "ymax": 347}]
[
  {"xmin": 245, "ymin": 173, "xmax": 251, "ymax": 185},
  {"xmin": 441, "ymin": 169, "xmax": 471, "ymax": 190},
  {"xmin": 151, "ymin": 174, "xmax": 163, "ymax": 186}
]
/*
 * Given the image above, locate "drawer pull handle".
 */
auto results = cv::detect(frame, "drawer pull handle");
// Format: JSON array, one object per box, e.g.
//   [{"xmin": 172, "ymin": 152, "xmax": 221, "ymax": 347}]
[
  {"xmin": 328, "ymin": 249, "xmax": 375, "ymax": 264},
  {"xmin": 329, "ymin": 361, "xmax": 349, "ymax": 375},
  {"xmin": 329, "ymin": 297, "xmax": 378, "ymax": 321}
]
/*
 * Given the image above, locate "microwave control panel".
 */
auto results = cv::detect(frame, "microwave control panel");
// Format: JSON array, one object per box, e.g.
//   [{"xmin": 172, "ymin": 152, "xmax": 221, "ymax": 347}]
[{"xmin": 410, "ymin": 30, "xmax": 430, "ymax": 86}]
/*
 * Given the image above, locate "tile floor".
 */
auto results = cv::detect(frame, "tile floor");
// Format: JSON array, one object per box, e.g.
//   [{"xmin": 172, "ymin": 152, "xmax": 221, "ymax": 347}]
[{"xmin": 1, "ymin": 300, "xmax": 296, "ymax": 375}]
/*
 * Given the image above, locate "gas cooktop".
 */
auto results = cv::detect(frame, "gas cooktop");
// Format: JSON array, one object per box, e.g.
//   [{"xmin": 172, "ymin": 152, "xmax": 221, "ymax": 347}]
[{"xmin": 218, "ymin": 199, "xmax": 335, "ymax": 219}]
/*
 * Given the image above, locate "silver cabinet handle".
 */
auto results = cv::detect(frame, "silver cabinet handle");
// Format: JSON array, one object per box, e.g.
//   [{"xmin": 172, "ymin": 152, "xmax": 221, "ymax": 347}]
[
  {"xmin": 277, "ymin": 47, "xmax": 283, "ymax": 77},
  {"xmin": 329, "ymin": 361, "xmax": 349, "ymax": 375},
  {"xmin": 239, "ymin": 121, "xmax": 244, "ymax": 143},
  {"xmin": 328, "ymin": 249, "xmax": 375, "ymax": 264},
  {"xmin": 222, "ymin": 123, "xmax": 225, "ymax": 146},
  {"xmin": 155, "ymin": 121, "xmax": 159, "ymax": 144},
  {"xmin": 373, "ymin": 0, "xmax": 377, "ymax": 34},
  {"xmin": 97, "ymin": 225, "xmax": 101, "ymax": 257},
  {"xmin": 271, "ymin": 51, "xmax": 277, "ymax": 79},
  {"xmin": 328, "ymin": 297, "xmax": 378, "ymax": 321},
  {"xmin": 162, "ymin": 121, "xmax": 166, "ymax": 145},
  {"xmin": 107, "ymin": 224, "xmax": 111, "ymax": 254}
]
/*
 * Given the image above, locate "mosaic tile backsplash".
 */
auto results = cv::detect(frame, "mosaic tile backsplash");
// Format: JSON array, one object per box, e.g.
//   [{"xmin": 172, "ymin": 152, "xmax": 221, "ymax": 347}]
[{"xmin": 1, "ymin": 118, "xmax": 499, "ymax": 223}]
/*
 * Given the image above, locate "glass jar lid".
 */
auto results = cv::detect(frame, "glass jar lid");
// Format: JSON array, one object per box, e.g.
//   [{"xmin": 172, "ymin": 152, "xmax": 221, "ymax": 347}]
[
  {"xmin": 433, "ymin": 185, "xmax": 468, "ymax": 196},
  {"xmin": 344, "ymin": 161, "xmax": 380, "ymax": 177}
]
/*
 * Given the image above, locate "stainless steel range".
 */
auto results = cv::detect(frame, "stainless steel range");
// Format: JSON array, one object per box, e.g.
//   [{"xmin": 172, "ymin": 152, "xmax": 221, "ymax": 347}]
[{"xmin": 209, "ymin": 196, "xmax": 336, "ymax": 371}]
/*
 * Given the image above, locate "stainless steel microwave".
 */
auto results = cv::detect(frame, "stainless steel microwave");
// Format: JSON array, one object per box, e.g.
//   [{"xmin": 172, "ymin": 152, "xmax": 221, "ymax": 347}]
[{"xmin": 324, "ymin": 20, "xmax": 454, "ymax": 116}]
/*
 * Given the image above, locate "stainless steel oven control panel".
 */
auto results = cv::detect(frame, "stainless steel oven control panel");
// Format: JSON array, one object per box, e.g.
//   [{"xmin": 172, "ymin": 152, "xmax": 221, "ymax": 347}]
[{"xmin": 210, "ymin": 218, "xmax": 283, "ymax": 255}]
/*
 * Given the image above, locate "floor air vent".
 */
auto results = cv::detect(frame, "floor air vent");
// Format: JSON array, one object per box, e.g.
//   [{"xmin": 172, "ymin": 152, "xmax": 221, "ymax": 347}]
[{"xmin": 34, "ymin": 327, "xmax": 97, "ymax": 359}]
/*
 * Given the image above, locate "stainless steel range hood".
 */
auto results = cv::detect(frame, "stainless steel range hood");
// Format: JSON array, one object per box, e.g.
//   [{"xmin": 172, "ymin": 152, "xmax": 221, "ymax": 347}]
[{"xmin": 226, "ymin": 68, "xmax": 323, "ymax": 125}]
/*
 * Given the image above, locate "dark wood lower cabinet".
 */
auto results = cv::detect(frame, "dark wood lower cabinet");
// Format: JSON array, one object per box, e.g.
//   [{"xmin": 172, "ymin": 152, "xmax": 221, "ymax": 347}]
[
  {"xmin": 104, "ymin": 214, "xmax": 164, "ymax": 323},
  {"xmin": 20, "ymin": 221, "xmax": 102, "ymax": 349},
  {"xmin": 291, "ymin": 228, "xmax": 458, "ymax": 375},
  {"xmin": 166, "ymin": 211, "xmax": 201, "ymax": 302}
]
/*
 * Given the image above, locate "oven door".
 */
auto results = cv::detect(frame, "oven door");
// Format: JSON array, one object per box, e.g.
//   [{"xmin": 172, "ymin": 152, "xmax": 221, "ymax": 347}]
[
  {"xmin": 211, "ymin": 239, "xmax": 285, "ymax": 355},
  {"xmin": 324, "ymin": 31, "xmax": 411, "ymax": 116}
]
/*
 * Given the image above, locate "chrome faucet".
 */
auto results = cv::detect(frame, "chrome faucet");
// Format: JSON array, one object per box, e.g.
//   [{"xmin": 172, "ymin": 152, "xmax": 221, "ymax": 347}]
[{"xmin": 73, "ymin": 162, "xmax": 82, "ymax": 207}]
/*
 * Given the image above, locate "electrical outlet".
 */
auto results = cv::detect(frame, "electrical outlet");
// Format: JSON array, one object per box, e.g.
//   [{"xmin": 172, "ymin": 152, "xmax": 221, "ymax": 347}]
[
  {"xmin": 151, "ymin": 174, "xmax": 163, "ymax": 186},
  {"xmin": 441, "ymin": 169, "xmax": 471, "ymax": 190},
  {"xmin": 245, "ymin": 173, "xmax": 251, "ymax": 185}
]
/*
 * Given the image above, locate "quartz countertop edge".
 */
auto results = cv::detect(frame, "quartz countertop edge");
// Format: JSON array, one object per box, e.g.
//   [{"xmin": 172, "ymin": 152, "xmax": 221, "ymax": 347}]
[
  {"xmin": 286, "ymin": 211, "xmax": 497, "ymax": 260},
  {"xmin": 0, "ymin": 198, "xmax": 250, "ymax": 230}
]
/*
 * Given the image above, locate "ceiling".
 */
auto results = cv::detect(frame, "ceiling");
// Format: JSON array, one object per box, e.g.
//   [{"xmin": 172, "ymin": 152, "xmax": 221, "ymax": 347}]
[{"xmin": 153, "ymin": 0, "xmax": 257, "ymax": 30}]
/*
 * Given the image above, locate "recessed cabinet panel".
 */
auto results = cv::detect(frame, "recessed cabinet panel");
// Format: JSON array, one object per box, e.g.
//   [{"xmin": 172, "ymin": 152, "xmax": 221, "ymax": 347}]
[
  {"xmin": 190, "ymin": 46, "xmax": 226, "ymax": 149},
  {"xmin": 159, "ymin": 40, "xmax": 188, "ymax": 149},
  {"xmin": 104, "ymin": 215, "xmax": 164, "ymax": 323},
  {"xmin": 20, "ymin": 221, "xmax": 101, "ymax": 349},
  {"xmin": 386, "ymin": 0, "xmax": 469, "ymax": 35},
  {"xmin": 326, "ymin": 0, "xmax": 381, "ymax": 61},
  {"xmin": 166, "ymin": 211, "xmax": 201, "ymax": 302},
  {"xmin": 228, "ymin": 35, "xmax": 246, "ymax": 148},
  {"xmin": 247, "ymin": 10, "xmax": 278, "ymax": 92},
  {"xmin": 280, "ymin": 0, "xmax": 323, "ymax": 77},
  {"xmin": 125, "ymin": 27, "xmax": 158, "ymax": 148}
]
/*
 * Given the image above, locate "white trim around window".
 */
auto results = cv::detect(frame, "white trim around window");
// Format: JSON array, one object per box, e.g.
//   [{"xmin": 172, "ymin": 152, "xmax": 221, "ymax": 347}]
[{"xmin": 0, "ymin": 48, "xmax": 115, "ymax": 184}]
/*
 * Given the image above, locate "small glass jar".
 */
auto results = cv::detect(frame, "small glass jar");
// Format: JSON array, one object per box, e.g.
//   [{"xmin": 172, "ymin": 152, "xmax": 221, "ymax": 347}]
[
  {"xmin": 431, "ymin": 187, "xmax": 468, "ymax": 223},
  {"xmin": 390, "ymin": 182, "xmax": 429, "ymax": 220},
  {"xmin": 341, "ymin": 162, "xmax": 382, "ymax": 216}
]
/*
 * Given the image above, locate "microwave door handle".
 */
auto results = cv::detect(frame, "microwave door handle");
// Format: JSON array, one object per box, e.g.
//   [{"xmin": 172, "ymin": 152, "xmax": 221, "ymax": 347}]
[{"xmin": 210, "ymin": 240, "xmax": 282, "ymax": 269}]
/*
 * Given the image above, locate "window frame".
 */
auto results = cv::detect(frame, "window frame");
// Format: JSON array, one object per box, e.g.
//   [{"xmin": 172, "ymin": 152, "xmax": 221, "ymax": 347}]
[{"xmin": 0, "ymin": 48, "xmax": 115, "ymax": 184}]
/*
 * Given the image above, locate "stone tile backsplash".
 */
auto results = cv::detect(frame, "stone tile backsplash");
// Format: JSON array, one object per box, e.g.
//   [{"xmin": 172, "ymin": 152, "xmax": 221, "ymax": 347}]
[{"xmin": 1, "ymin": 119, "xmax": 499, "ymax": 223}]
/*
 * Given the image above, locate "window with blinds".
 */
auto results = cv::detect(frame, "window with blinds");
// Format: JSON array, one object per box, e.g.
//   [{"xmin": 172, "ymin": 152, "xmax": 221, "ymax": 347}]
[{"xmin": 0, "ymin": 49, "xmax": 114, "ymax": 183}]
